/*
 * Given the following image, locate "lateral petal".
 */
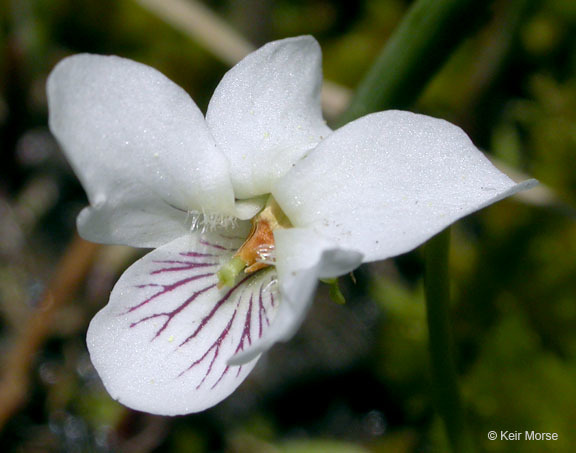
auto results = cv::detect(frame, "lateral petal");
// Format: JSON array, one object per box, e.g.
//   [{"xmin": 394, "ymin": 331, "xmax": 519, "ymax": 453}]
[
  {"xmin": 48, "ymin": 54, "xmax": 235, "ymax": 247},
  {"xmin": 273, "ymin": 111, "xmax": 537, "ymax": 262},
  {"xmin": 76, "ymin": 187, "xmax": 191, "ymax": 248},
  {"xmin": 206, "ymin": 36, "xmax": 331, "ymax": 198},
  {"xmin": 87, "ymin": 229, "xmax": 279, "ymax": 415}
]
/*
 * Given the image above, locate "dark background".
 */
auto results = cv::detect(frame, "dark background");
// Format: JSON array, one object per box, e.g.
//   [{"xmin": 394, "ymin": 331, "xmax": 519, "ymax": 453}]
[{"xmin": 1, "ymin": 0, "xmax": 575, "ymax": 451}]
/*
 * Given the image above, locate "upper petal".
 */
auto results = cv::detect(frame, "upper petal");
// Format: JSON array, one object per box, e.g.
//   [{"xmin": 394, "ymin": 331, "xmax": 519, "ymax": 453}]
[
  {"xmin": 229, "ymin": 228, "xmax": 362, "ymax": 365},
  {"xmin": 273, "ymin": 110, "xmax": 537, "ymax": 262},
  {"xmin": 87, "ymin": 228, "xmax": 279, "ymax": 415},
  {"xmin": 48, "ymin": 54, "xmax": 236, "ymax": 246},
  {"xmin": 206, "ymin": 36, "xmax": 332, "ymax": 199}
]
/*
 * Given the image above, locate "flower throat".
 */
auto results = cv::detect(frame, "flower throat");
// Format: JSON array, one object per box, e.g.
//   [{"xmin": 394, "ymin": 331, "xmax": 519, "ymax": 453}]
[{"xmin": 217, "ymin": 196, "xmax": 291, "ymax": 288}]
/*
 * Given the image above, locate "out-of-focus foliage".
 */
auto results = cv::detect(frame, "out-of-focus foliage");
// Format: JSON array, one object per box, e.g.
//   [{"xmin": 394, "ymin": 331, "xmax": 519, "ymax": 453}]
[{"xmin": 1, "ymin": 0, "xmax": 575, "ymax": 452}]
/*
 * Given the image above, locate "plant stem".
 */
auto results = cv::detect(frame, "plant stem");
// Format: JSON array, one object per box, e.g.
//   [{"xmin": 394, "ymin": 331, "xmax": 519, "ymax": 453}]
[
  {"xmin": 336, "ymin": 0, "xmax": 493, "ymax": 125},
  {"xmin": 424, "ymin": 228, "xmax": 473, "ymax": 453},
  {"xmin": 335, "ymin": 1, "xmax": 491, "ymax": 449}
]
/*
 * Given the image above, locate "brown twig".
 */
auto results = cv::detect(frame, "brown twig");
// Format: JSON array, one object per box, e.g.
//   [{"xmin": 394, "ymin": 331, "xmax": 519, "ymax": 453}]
[{"xmin": 0, "ymin": 234, "xmax": 101, "ymax": 431}]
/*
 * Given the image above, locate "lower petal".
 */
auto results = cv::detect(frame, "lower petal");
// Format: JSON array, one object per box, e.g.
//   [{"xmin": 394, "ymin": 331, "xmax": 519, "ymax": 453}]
[{"xmin": 87, "ymin": 229, "xmax": 279, "ymax": 415}]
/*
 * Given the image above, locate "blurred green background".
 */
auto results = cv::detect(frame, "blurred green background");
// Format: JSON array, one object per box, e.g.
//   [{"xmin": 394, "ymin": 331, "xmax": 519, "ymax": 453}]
[{"xmin": 1, "ymin": 0, "xmax": 575, "ymax": 452}]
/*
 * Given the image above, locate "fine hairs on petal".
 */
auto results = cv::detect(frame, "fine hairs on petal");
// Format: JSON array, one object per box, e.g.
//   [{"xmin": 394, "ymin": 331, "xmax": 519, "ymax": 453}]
[{"xmin": 186, "ymin": 209, "xmax": 238, "ymax": 234}]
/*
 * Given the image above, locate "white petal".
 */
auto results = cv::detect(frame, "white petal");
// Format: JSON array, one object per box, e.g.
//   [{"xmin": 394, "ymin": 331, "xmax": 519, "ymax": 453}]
[
  {"xmin": 229, "ymin": 228, "xmax": 362, "ymax": 365},
  {"xmin": 234, "ymin": 195, "xmax": 268, "ymax": 220},
  {"xmin": 77, "ymin": 187, "xmax": 191, "ymax": 248},
  {"xmin": 274, "ymin": 111, "xmax": 537, "ymax": 262},
  {"xmin": 87, "ymin": 229, "xmax": 279, "ymax": 415},
  {"xmin": 48, "ymin": 54, "xmax": 235, "ymax": 247},
  {"xmin": 206, "ymin": 36, "xmax": 331, "ymax": 199}
]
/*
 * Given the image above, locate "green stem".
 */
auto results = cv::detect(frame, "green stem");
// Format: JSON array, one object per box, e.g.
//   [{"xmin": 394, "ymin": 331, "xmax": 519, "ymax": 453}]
[
  {"xmin": 336, "ymin": 0, "xmax": 494, "ymax": 125},
  {"xmin": 424, "ymin": 228, "xmax": 473, "ymax": 453}
]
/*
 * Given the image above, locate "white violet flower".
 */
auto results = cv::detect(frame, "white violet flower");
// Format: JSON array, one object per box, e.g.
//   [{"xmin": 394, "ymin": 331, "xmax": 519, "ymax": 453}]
[{"xmin": 47, "ymin": 36, "xmax": 536, "ymax": 415}]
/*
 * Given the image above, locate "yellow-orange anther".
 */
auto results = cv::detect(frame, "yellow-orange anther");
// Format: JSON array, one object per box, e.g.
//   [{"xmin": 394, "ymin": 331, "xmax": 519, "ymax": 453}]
[{"xmin": 236, "ymin": 218, "xmax": 275, "ymax": 274}]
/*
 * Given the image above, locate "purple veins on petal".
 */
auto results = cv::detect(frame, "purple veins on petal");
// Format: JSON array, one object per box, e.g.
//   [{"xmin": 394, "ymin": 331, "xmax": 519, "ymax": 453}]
[
  {"xmin": 258, "ymin": 286, "xmax": 272, "ymax": 337},
  {"xmin": 219, "ymin": 234, "xmax": 247, "ymax": 241},
  {"xmin": 82, "ymin": 232, "xmax": 283, "ymax": 413},
  {"xmin": 123, "ymin": 247, "xmax": 225, "ymax": 314},
  {"xmin": 179, "ymin": 251, "xmax": 218, "ymax": 258},
  {"xmin": 130, "ymin": 283, "xmax": 217, "ymax": 340},
  {"xmin": 107, "ymin": 230, "xmax": 279, "ymax": 395},
  {"xmin": 128, "ymin": 273, "xmax": 214, "ymax": 313},
  {"xmin": 183, "ymin": 299, "xmax": 240, "ymax": 389},
  {"xmin": 199, "ymin": 239, "xmax": 236, "ymax": 251},
  {"xmin": 179, "ymin": 275, "xmax": 253, "ymax": 347},
  {"xmin": 150, "ymin": 253, "xmax": 219, "ymax": 274},
  {"xmin": 236, "ymin": 294, "xmax": 254, "ymax": 353},
  {"xmin": 175, "ymin": 270, "xmax": 276, "ymax": 391},
  {"xmin": 150, "ymin": 260, "xmax": 218, "ymax": 274},
  {"xmin": 210, "ymin": 295, "xmax": 254, "ymax": 388}
]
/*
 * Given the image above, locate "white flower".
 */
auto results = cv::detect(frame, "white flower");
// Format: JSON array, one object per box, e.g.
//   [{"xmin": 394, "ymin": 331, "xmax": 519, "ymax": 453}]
[{"xmin": 47, "ymin": 36, "xmax": 535, "ymax": 416}]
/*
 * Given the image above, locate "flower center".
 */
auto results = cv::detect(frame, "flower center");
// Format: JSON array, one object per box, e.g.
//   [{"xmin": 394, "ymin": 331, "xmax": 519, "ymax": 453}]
[{"xmin": 217, "ymin": 196, "xmax": 291, "ymax": 288}]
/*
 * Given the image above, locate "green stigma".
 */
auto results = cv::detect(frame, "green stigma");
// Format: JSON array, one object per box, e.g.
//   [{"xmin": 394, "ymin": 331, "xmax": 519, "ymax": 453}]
[{"xmin": 217, "ymin": 255, "xmax": 247, "ymax": 288}]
